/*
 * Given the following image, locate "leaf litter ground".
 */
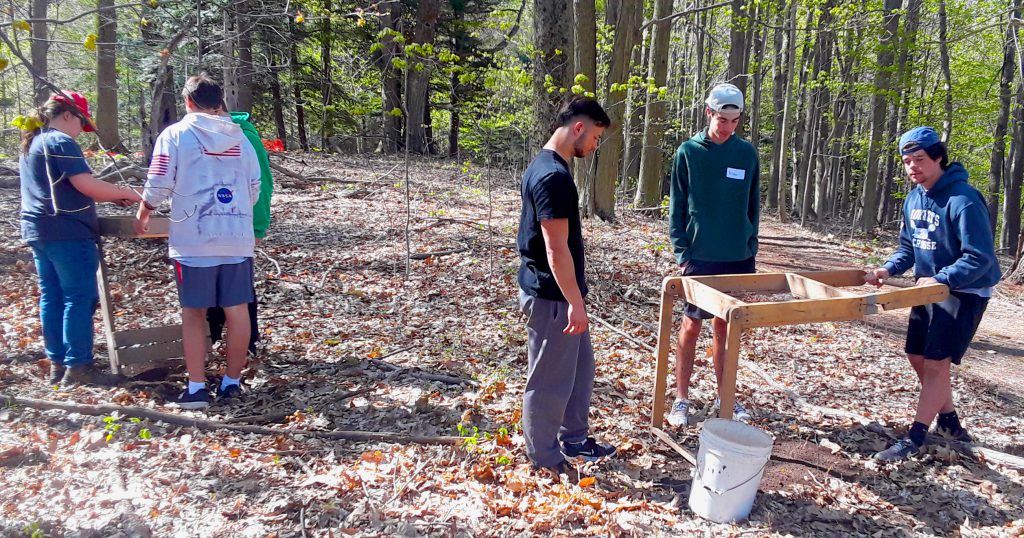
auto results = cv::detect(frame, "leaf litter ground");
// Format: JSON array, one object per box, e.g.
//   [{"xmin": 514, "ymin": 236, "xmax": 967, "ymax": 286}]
[{"xmin": 1, "ymin": 154, "xmax": 1023, "ymax": 537}]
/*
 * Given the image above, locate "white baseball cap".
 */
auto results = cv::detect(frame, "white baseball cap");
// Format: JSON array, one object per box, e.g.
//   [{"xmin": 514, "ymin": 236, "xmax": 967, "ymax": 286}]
[{"xmin": 705, "ymin": 83, "xmax": 744, "ymax": 118}]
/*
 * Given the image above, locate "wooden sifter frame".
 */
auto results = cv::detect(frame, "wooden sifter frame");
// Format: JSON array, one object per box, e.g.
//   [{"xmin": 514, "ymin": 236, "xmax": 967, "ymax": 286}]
[{"xmin": 649, "ymin": 269, "xmax": 950, "ymax": 427}]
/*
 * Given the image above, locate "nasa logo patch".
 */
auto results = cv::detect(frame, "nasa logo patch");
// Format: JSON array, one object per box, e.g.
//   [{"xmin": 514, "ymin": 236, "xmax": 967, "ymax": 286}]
[{"xmin": 216, "ymin": 188, "xmax": 233, "ymax": 204}]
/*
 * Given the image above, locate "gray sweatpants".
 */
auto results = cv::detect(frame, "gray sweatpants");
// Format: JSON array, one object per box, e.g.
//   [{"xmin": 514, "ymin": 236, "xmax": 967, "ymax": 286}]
[{"xmin": 519, "ymin": 289, "xmax": 595, "ymax": 467}]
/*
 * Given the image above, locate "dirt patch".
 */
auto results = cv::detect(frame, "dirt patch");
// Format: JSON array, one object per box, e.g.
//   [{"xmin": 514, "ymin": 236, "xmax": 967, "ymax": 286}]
[{"xmin": 761, "ymin": 439, "xmax": 865, "ymax": 490}]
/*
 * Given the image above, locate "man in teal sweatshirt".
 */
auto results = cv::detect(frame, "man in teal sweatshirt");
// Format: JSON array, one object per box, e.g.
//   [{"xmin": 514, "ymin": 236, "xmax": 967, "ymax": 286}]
[
  {"xmin": 207, "ymin": 110, "xmax": 274, "ymax": 358},
  {"xmin": 666, "ymin": 83, "xmax": 760, "ymax": 427}
]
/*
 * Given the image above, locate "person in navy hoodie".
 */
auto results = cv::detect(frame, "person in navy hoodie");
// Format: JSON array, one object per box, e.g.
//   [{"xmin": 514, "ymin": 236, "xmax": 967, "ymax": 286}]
[{"xmin": 866, "ymin": 126, "xmax": 1001, "ymax": 462}]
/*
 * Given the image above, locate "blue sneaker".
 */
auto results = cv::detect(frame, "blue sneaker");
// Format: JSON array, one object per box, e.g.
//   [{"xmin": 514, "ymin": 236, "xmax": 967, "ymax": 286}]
[
  {"xmin": 171, "ymin": 388, "xmax": 211, "ymax": 410},
  {"xmin": 874, "ymin": 437, "xmax": 921, "ymax": 462},
  {"xmin": 562, "ymin": 437, "xmax": 616, "ymax": 462},
  {"xmin": 216, "ymin": 382, "xmax": 244, "ymax": 403}
]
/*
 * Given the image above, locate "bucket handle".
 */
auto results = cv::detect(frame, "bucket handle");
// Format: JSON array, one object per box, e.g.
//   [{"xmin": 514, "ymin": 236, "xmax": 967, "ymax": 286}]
[{"xmin": 695, "ymin": 459, "xmax": 769, "ymax": 496}]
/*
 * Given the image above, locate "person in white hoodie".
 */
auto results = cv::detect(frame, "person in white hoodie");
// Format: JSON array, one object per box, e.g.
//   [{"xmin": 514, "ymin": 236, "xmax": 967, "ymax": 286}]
[{"xmin": 135, "ymin": 74, "xmax": 261, "ymax": 409}]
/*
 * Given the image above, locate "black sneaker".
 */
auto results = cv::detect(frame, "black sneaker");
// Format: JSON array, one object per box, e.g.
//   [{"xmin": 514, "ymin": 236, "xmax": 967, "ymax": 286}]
[
  {"xmin": 49, "ymin": 364, "xmax": 66, "ymax": 385},
  {"xmin": 562, "ymin": 437, "xmax": 617, "ymax": 462},
  {"xmin": 216, "ymin": 383, "xmax": 243, "ymax": 402},
  {"xmin": 534, "ymin": 459, "xmax": 579, "ymax": 483},
  {"xmin": 934, "ymin": 424, "xmax": 973, "ymax": 443},
  {"xmin": 60, "ymin": 364, "xmax": 121, "ymax": 388},
  {"xmin": 171, "ymin": 388, "xmax": 212, "ymax": 410},
  {"xmin": 874, "ymin": 437, "xmax": 921, "ymax": 462}
]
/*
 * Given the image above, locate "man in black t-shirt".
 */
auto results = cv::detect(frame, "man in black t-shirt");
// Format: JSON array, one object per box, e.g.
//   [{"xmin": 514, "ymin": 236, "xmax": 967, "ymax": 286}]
[{"xmin": 517, "ymin": 97, "xmax": 614, "ymax": 481}]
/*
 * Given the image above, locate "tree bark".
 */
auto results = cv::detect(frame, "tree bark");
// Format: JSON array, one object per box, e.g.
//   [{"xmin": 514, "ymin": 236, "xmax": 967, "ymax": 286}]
[
  {"xmin": 319, "ymin": 0, "xmax": 333, "ymax": 150},
  {"xmin": 96, "ymin": 0, "xmax": 121, "ymax": 150},
  {"xmin": 1005, "ymin": 80, "xmax": 1024, "ymax": 253},
  {"xmin": 937, "ymin": 0, "xmax": 952, "ymax": 142},
  {"xmin": 767, "ymin": 0, "xmax": 790, "ymax": 210},
  {"xmin": 31, "ymin": 0, "xmax": 50, "ymax": 105},
  {"xmin": 634, "ymin": 0, "xmax": 674, "ymax": 213},
  {"xmin": 379, "ymin": 2, "xmax": 404, "ymax": 153},
  {"xmin": 290, "ymin": 17, "xmax": 309, "ymax": 151},
  {"xmin": 533, "ymin": 0, "xmax": 575, "ymax": 148},
  {"xmin": 574, "ymin": 0, "xmax": 598, "ymax": 215},
  {"xmin": 590, "ymin": 0, "xmax": 641, "ymax": 221},
  {"xmin": 859, "ymin": 0, "xmax": 901, "ymax": 237},
  {"xmin": 235, "ymin": 0, "xmax": 255, "ymax": 112},
  {"xmin": 261, "ymin": 26, "xmax": 288, "ymax": 147},
  {"xmin": 407, "ymin": 0, "xmax": 442, "ymax": 154},
  {"xmin": 989, "ymin": 12, "xmax": 1016, "ymax": 240}
]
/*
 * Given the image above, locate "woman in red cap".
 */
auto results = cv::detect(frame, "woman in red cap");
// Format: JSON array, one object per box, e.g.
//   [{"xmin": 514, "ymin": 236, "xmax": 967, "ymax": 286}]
[{"xmin": 18, "ymin": 91, "xmax": 142, "ymax": 387}]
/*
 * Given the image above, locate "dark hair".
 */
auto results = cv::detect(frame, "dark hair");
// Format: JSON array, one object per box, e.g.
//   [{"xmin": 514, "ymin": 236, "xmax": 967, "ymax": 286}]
[
  {"xmin": 924, "ymin": 142, "xmax": 949, "ymax": 169},
  {"xmin": 550, "ymin": 96, "xmax": 611, "ymax": 134},
  {"xmin": 181, "ymin": 73, "xmax": 224, "ymax": 111},
  {"xmin": 19, "ymin": 98, "xmax": 77, "ymax": 153}
]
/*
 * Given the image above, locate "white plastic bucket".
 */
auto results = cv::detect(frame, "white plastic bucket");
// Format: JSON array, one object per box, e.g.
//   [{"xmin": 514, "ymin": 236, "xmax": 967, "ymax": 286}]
[{"xmin": 687, "ymin": 418, "xmax": 774, "ymax": 523}]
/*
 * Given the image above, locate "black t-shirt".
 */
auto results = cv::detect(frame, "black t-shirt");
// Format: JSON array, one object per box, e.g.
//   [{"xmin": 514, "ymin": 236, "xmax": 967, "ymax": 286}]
[{"xmin": 517, "ymin": 150, "xmax": 587, "ymax": 301}]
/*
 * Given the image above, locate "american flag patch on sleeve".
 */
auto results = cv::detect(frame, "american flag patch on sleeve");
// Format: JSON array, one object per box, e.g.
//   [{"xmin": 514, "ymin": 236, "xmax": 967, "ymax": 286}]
[
  {"xmin": 149, "ymin": 154, "xmax": 170, "ymax": 176},
  {"xmin": 203, "ymin": 144, "xmax": 242, "ymax": 157}
]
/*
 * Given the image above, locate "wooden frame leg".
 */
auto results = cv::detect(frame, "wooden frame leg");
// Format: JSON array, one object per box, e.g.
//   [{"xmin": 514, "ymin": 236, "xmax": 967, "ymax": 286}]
[
  {"xmin": 717, "ymin": 320, "xmax": 743, "ymax": 419},
  {"xmin": 95, "ymin": 241, "xmax": 120, "ymax": 373},
  {"xmin": 651, "ymin": 289, "xmax": 675, "ymax": 428}
]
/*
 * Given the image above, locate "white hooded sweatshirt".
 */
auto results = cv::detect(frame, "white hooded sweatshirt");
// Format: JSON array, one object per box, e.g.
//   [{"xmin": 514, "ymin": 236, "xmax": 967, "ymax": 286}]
[{"xmin": 144, "ymin": 113, "xmax": 261, "ymax": 259}]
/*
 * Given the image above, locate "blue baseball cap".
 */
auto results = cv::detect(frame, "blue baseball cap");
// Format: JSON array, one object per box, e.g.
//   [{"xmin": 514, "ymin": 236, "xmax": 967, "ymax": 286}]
[{"xmin": 899, "ymin": 126, "xmax": 940, "ymax": 155}]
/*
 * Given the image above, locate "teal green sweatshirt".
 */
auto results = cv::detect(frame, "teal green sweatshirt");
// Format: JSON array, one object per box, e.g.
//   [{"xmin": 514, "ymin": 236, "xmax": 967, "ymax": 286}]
[
  {"xmin": 669, "ymin": 129, "xmax": 760, "ymax": 264},
  {"xmin": 230, "ymin": 112, "xmax": 274, "ymax": 238}
]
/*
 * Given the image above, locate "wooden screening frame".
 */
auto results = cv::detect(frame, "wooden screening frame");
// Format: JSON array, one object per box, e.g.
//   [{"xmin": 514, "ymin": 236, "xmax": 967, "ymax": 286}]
[
  {"xmin": 96, "ymin": 216, "xmax": 185, "ymax": 375},
  {"xmin": 650, "ymin": 269, "xmax": 950, "ymax": 427}
]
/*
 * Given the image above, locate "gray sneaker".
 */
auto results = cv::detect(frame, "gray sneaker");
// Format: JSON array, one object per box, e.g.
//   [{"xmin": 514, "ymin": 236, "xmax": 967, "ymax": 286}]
[
  {"xmin": 713, "ymin": 398, "xmax": 752, "ymax": 422},
  {"xmin": 934, "ymin": 425, "xmax": 973, "ymax": 443},
  {"xmin": 874, "ymin": 437, "xmax": 921, "ymax": 462},
  {"xmin": 48, "ymin": 364, "xmax": 66, "ymax": 385},
  {"xmin": 666, "ymin": 398, "xmax": 689, "ymax": 427},
  {"xmin": 60, "ymin": 364, "xmax": 121, "ymax": 388}
]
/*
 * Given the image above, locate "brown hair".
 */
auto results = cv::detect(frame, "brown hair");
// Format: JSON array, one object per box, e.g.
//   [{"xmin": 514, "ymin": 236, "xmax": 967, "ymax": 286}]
[
  {"xmin": 181, "ymin": 72, "xmax": 224, "ymax": 111},
  {"xmin": 19, "ymin": 99, "xmax": 76, "ymax": 153}
]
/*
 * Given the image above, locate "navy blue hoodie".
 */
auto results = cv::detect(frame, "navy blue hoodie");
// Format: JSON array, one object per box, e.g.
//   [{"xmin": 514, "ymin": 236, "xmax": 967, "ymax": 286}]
[{"xmin": 883, "ymin": 163, "xmax": 1001, "ymax": 291}]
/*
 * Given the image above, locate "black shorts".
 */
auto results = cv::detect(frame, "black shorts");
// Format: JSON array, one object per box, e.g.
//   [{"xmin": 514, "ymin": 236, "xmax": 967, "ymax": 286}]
[
  {"xmin": 905, "ymin": 290, "xmax": 988, "ymax": 365},
  {"xmin": 681, "ymin": 257, "xmax": 756, "ymax": 320}
]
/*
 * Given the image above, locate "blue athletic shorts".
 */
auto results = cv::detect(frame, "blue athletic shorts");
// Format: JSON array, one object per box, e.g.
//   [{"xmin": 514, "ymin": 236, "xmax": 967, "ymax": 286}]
[{"xmin": 173, "ymin": 258, "xmax": 254, "ymax": 309}]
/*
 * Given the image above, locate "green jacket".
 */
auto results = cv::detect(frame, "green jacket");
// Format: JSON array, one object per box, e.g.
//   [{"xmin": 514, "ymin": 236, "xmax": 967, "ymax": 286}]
[
  {"xmin": 668, "ymin": 129, "xmax": 760, "ymax": 264},
  {"xmin": 231, "ymin": 112, "xmax": 273, "ymax": 238}
]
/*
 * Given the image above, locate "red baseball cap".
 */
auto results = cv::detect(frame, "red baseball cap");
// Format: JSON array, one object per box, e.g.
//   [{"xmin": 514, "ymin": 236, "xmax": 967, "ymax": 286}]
[{"xmin": 51, "ymin": 90, "xmax": 96, "ymax": 132}]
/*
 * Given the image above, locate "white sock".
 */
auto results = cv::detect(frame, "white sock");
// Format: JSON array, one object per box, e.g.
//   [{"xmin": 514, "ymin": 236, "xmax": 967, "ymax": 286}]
[
  {"xmin": 188, "ymin": 381, "xmax": 206, "ymax": 395},
  {"xmin": 220, "ymin": 375, "xmax": 240, "ymax": 390}
]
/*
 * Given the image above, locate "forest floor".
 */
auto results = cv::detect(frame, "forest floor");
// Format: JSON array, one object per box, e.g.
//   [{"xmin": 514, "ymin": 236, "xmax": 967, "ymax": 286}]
[{"xmin": 1, "ymin": 153, "xmax": 1023, "ymax": 537}]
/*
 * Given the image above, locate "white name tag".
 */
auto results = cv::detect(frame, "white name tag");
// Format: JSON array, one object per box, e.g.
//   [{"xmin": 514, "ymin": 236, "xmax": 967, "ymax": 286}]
[{"xmin": 726, "ymin": 167, "xmax": 746, "ymax": 180}]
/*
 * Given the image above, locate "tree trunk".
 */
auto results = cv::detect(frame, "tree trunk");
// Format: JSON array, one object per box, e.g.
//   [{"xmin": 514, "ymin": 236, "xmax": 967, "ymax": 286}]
[
  {"xmin": 379, "ymin": 2, "xmax": 404, "ymax": 153},
  {"xmin": 222, "ymin": 13, "xmax": 238, "ymax": 110},
  {"xmin": 235, "ymin": 1, "xmax": 255, "ymax": 112},
  {"xmin": 31, "ymin": 0, "xmax": 49, "ymax": 105},
  {"xmin": 726, "ymin": 0, "xmax": 752, "ymax": 137},
  {"xmin": 590, "ymin": 0, "xmax": 640, "ymax": 221},
  {"xmin": 574, "ymin": 0, "xmax": 598, "ymax": 215},
  {"xmin": 937, "ymin": 0, "xmax": 952, "ymax": 142},
  {"xmin": 775, "ymin": 0, "xmax": 797, "ymax": 220},
  {"xmin": 407, "ymin": 0, "xmax": 442, "ymax": 154},
  {"xmin": 96, "ymin": 0, "xmax": 121, "ymax": 150},
  {"xmin": 261, "ymin": 26, "xmax": 288, "ymax": 147},
  {"xmin": 634, "ymin": 0, "xmax": 674, "ymax": 213},
  {"xmin": 320, "ymin": 0, "xmax": 333, "ymax": 150},
  {"xmin": 290, "ymin": 17, "xmax": 309, "ymax": 151},
  {"xmin": 1005, "ymin": 80, "xmax": 1024, "ymax": 253},
  {"xmin": 768, "ymin": 0, "xmax": 789, "ymax": 210},
  {"xmin": 989, "ymin": 13, "xmax": 1016, "ymax": 240},
  {"xmin": 859, "ymin": 0, "xmax": 901, "ymax": 237},
  {"xmin": 532, "ymin": 0, "xmax": 575, "ymax": 147},
  {"xmin": 622, "ymin": 36, "xmax": 647, "ymax": 194}
]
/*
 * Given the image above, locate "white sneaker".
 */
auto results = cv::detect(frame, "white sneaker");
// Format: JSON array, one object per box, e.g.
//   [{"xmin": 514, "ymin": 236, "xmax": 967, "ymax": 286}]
[
  {"xmin": 666, "ymin": 398, "xmax": 689, "ymax": 427},
  {"xmin": 713, "ymin": 398, "xmax": 752, "ymax": 422}
]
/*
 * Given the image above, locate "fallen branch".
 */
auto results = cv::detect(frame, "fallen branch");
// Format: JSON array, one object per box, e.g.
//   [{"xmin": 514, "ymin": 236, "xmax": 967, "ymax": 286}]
[
  {"xmin": 409, "ymin": 247, "xmax": 471, "ymax": 260},
  {"xmin": 650, "ymin": 426, "xmax": 696, "ymax": 466},
  {"xmin": 368, "ymin": 356, "xmax": 477, "ymax": 386},
  {"xmin": 741, "ymin": 360, "xmax": 872, "ymax": 425},
  {"xmin": 97, "ymin": 165, "xmax": 148, "ymax": 183},
  {"xmin": 226, "ymin": 388, "xmax": 375, "ymax": 425},
  {"xmin": 0, "ymin": 393, "xmax": 464, "ymax": 445},
  {"xmin": 591, "ymin": 314, "xmax": 655, "ymax": 352}
]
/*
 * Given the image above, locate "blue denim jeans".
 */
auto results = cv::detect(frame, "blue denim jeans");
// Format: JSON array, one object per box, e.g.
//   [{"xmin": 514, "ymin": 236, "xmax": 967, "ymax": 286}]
[{"xmin": 29, "ymin": 240, "xmax": 100, "ymax": 368}]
